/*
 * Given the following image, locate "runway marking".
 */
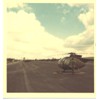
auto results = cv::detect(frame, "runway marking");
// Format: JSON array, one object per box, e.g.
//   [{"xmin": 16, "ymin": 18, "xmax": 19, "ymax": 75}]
[
  {"xmin": 7, "ymin": 70, "xmax": 23, "ymax": 74},
  {"xmin": 7, "ymin": 61, "xmax": 23, "ymax": 73},
  {"xmin": 7, "ymin": 61, "xmax": 32, "ymax": 92},
  {"xmin": 7, "ymin": 61, "xmax": 22, "ymax": 66},
  {"xmin": 7, "ymin": 61, "xmax": 39, "ymax": 74},
  {"xmin": 21, "ymin": 62, "xmax": 32, "ymax": 92},
  {"xmin": 53, "ymin": 71, "xmax": 85, "ymax": 75},
  {"xmin": 22, "ymin": 62, "xmax": 39, "ymax": 72}
]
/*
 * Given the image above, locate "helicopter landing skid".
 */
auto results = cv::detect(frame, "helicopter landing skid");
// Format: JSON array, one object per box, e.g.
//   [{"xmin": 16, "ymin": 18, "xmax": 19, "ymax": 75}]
[{"xmin": 53, "ymin": 70, "xmax": 85, "ymax": 75}]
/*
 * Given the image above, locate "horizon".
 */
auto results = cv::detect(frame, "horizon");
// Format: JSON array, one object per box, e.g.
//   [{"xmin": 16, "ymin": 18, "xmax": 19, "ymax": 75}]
[{"xmin": 7, "ymin": 54, "xmax": 94, "ymax": 60}]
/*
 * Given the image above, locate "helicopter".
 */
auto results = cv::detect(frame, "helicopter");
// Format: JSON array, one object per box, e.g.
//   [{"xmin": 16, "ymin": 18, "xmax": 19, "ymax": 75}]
[{"xmin": 58, "ymin": 52, "xmax": 85, "ymax": 74}]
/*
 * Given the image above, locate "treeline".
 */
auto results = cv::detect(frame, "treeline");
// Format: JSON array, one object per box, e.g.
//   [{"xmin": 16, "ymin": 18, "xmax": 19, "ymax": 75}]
[
  {"xmin": 7, "ymin": 58, "xmax": 59, "ymax": 63},
  {"xmin": 24, "ymin": 58, "xmax": 59, "ymax": 62},
  {"xmin": 7, "ymin": 57, "xmax": 94, "ymax": 63},
  {"xmin": 7, "ymin": 58, "xmax": 21, "ymax": 63}
]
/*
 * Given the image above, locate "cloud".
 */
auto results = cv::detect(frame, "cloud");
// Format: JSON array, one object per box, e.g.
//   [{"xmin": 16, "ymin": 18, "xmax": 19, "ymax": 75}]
[
  {"xmin": 64, "ymin": 25, "xmax": 94, "ymax": 48},
  {"xmin": 67, "ymin": 3, "xmax": 84, "ymax": 7},
  {"xmin": 64, "ymin": 24, "xmax": 94, "ymax": 57},
  {"xmin": 63, "ymin": 9, "xmax": 70, "ymax": 15},
  {"xmin": 78, "ymin": 8, "xmax": 94, "ymax": 28},
  {"xmin": 63, "ymin": 4, "xmax": 94, "ymax": 57},
  {"xmin": 61, "ymin": 17, "xmax": 66, "ymax": 23},
  {"xmin": 7, "ymin": 10, "xmax": 66, "ymax": 59},
  {"xmin": 7, "ymin": 2, "xmax": 32, "ymax": 13},
  {"xmin": 6, "ymin": 4, "xmax": 94, "ymax": 58},
  {"xmin": 6, "ymin": 2, "xmax": 25, "ymax": 8},
  {"xmin": 67, "ymin": 3, "xmax": 94, "ymax": 8}
]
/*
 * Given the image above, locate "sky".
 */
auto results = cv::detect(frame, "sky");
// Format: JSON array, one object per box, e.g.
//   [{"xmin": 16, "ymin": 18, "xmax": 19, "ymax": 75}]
[{"xmin": 6, "ymin": 2, "xmax": 94, "ymax": 59}]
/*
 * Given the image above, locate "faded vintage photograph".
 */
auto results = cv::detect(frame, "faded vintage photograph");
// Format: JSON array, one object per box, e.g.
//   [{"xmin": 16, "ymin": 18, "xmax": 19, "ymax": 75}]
[{"xmin": 6, "ymin": 2, "xmax": 94, "ymax": 93}]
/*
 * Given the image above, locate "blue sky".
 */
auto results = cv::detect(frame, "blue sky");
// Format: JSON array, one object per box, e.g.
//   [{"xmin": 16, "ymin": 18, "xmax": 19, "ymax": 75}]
[
  {"xmin": 7, "ymin": 3, "xmax": 90, "ymax": 38},
  {"xmin": 7, "ymin": 3, "xmax": 94, "ymax": 59}
]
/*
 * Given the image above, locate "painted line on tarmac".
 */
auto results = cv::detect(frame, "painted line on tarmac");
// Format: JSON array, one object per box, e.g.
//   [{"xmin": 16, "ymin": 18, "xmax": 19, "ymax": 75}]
[
  {"xmin": 23, "ymin": 62, "xmax": 39, "ymax": 72},
  {"xmin": 21, "ymin": 62, "xmax": 32, "ymax": 92},
  {"xmin": 28, "ymin": 63, "xmax": 39, "ymax": 70},
  {"xmin": 7, "ymin": 70, "xmax": 23, "ymax": 74},
  {"xmin": 7, "ymin": 61, "xmax": 22, "ymax": 66},
  {"xmin": 7, "ymin": 61, "xmax": 23, "ymax": 73}
]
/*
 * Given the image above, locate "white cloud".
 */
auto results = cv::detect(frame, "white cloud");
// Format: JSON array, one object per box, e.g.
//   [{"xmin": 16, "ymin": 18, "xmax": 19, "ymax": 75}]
[
  {"xmin": 78, "ymin": 8, "xmax": 94, "ymax": 28},
  {"xmin": 63, "ymin": 9, "xmax": 70, "ymax": 15},
  {"xmin": 64, "ymin": 25, "xmax": 94, "ymax": 57},
  {"xmin": 63, "ymin": 4, "xmax": 94, "ymax": 57},
  {"xmin": 6, "ymin": 2, "xmax": 32, "ymax": 13},
  {"xmin": 6, "ymin": 2, "xmax": 25, "ymax": 8},
  {"xmin": 67, "ymin": 3, "xmax": 94, "ymax": 8},
  {"xmin": 7, "ymin": 10, "xmax": 66, "ymax": 59},
  {"xmin": 6, "ymin": 5, "xmax": 94, "ymax": 59},
  {"xmin": 61, "ymin": 17, "xmax": 66, "ymax": 23},
  {"xmin": 64, "ymin": 25, "xmax": 94, "ymax": 47},
  {"xmin": 67, "ymin": 3, "xmax": 83, "ymax": 7}
]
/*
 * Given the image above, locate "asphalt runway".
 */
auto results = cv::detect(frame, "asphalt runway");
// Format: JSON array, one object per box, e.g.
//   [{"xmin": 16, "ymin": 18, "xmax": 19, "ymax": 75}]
[{"xmin": 7, "ymin": 60, "xmax": 94, "ymax": 92}]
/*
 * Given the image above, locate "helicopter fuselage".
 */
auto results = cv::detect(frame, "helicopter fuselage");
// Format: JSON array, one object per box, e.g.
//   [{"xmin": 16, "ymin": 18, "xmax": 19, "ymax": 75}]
[{"xmin": 58, "ymin": 56, "xmax": 85, "ymax": 73}]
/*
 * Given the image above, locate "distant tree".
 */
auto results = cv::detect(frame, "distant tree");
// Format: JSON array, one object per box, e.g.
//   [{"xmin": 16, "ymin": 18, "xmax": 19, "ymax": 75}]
[{"xmin": 23, "ymin": 57, "xmax": 25, "ymax": 61}]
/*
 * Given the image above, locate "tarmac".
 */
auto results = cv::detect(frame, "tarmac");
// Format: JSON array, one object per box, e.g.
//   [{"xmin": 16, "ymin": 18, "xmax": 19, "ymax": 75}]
[{"xmin": 7, "ymin": 60, "xmax": 94, "ymax": 92}]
